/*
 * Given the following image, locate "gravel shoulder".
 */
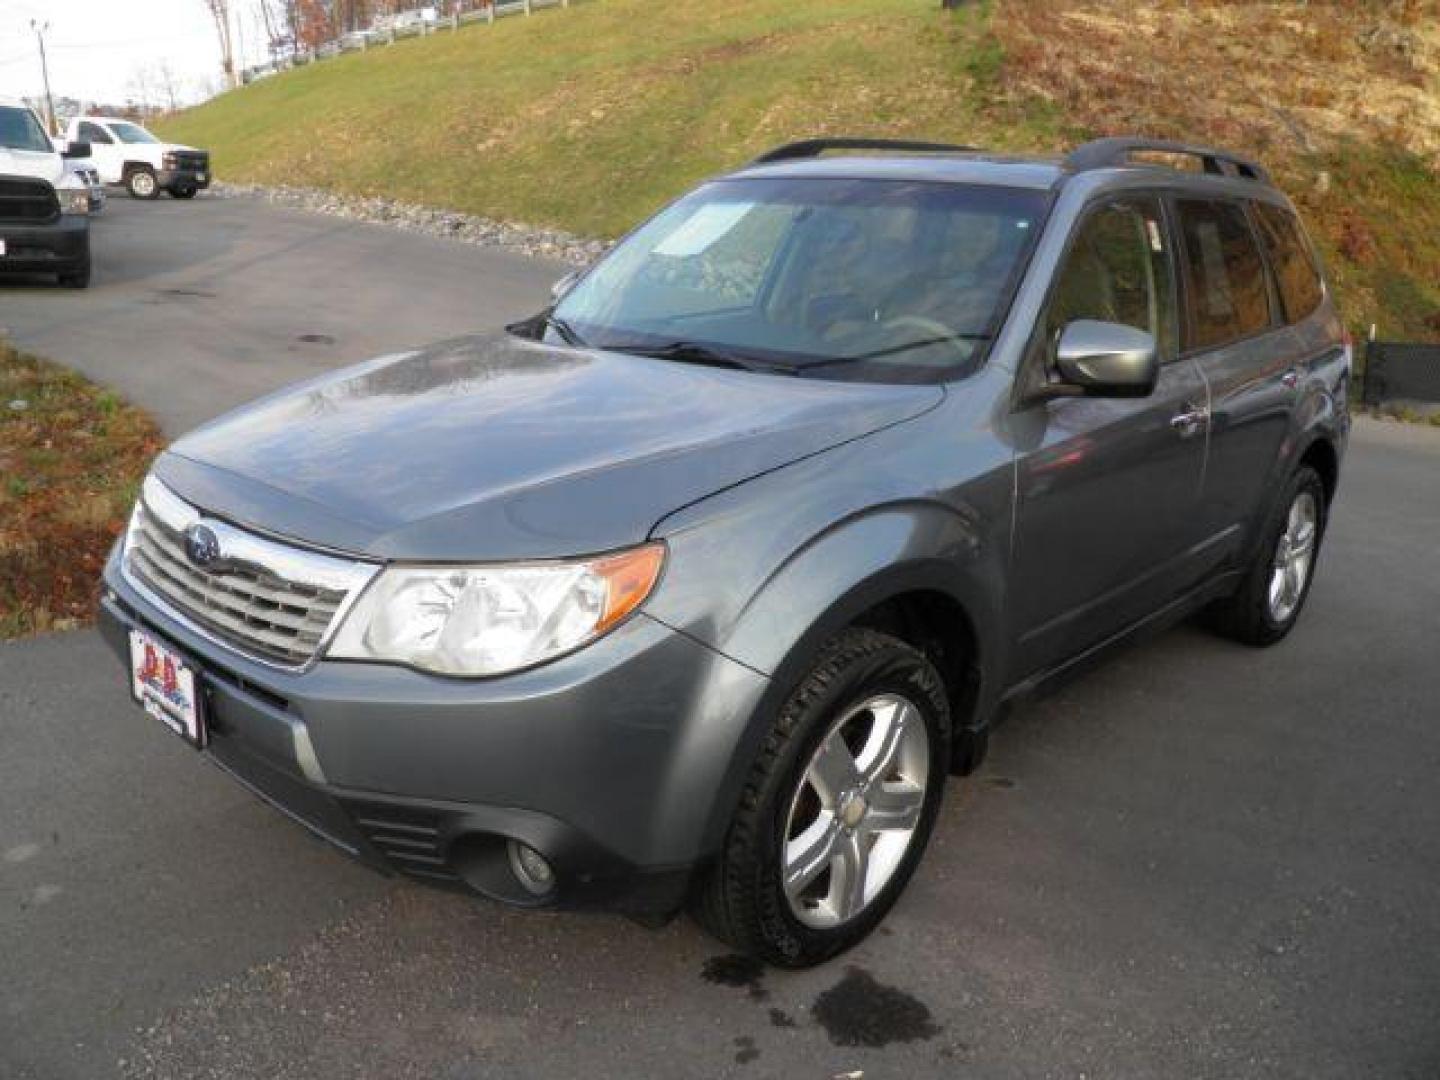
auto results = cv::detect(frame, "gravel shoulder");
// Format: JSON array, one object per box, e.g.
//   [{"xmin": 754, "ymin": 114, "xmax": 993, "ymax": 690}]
[{"xmin": 213, "ymin": 182, "xmax": 611, "ymax": 268}]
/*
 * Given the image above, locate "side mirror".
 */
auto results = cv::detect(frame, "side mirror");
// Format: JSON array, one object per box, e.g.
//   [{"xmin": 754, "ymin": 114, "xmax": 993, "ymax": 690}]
[
  {"xmin": 62, "ymin": 141, "xmax": 92, "ymax": 160},
  {"xmin": 550, "ymin": 269, "xmax": 581, "ymax": 305},
  {"xmin": 1050, "ymin": 319, "xmax": 1158, "ymax": 398}
]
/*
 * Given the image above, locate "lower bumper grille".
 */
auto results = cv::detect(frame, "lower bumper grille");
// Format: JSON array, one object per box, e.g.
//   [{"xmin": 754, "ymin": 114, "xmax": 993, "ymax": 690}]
[{"xmin": 349, "ymin": 806, "xmax": 459, "ymax": 883}]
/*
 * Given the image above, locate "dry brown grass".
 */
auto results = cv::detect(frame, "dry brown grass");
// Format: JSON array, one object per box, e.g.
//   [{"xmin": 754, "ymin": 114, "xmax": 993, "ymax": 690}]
[
  {"xmin": 0, "ymin": 343, "xmax": 163, "ymax": 638},
  {"xmin": 996, "ymin": 0, "xmax": 1440, "ymax": 337},
  {"xmin": 997, "ymin": 0, "xmax": 1440, "ymax": 167}
]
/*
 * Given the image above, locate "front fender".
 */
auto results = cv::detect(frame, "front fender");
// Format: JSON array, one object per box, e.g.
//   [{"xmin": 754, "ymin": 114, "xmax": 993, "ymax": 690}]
[{"xmin": 650, "ymin": 499, "xmax": 1009, "ymax": 858}]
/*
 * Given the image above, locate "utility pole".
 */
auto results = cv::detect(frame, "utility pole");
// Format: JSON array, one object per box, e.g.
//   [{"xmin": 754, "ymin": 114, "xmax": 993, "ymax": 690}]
[{"xmin": 30, "ymin": 19, "xmax": 56, "ymax": 135}]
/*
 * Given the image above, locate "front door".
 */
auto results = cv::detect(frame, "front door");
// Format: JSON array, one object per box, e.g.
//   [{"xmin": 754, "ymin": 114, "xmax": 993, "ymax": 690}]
[
  {"xmin": 77, "ymin": 121, "xmax": 122, "ymax": 184},
  {"xmin": 1007, "ymin": 194, "xmax": 1210, "ymax": 680}
]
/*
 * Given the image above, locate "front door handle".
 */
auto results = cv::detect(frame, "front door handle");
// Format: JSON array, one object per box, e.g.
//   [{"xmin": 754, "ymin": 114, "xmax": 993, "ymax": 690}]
[
  {"xmin": 1280, "ymin": 368, "xmax": 1301, "ymax": 389},
  {"xmin": 1170, "ymin": 404, "xmax": 1208, "ymax": 438}
]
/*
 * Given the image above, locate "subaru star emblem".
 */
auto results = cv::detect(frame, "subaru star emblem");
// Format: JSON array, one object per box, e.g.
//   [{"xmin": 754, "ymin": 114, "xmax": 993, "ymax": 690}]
[{"xmin": 184, "ymin": 523, "xmax": 221, "ymax": 567}]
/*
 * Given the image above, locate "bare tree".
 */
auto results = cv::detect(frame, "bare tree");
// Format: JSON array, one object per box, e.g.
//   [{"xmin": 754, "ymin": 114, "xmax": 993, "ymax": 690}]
[
  {"xmin": 203, "ymin": 0, "xmax": 238, "ymax": 88},
  {"xmin": 154, "ymin": 60, "xmax": 182, "ymax": 113},
  {"xmin": 126, "ymin": 65, "xmax": 155, "ymax": 118}
]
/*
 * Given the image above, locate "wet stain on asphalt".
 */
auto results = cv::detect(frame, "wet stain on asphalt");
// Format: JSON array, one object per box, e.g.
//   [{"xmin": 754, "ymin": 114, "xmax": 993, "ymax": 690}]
[
  {"xmin": 702, "ymin": 954, "xmax": 769, "ymax": 1001},
  {"xmin": 296, "ymin": 333, "xmax": 337, "ymax": 345},
  {"xmin": 768, "ymin": 1007, "xmax": 797, "ymax": 1028},
  {"xmin": 733, "ymin": 1035, "xmax": 760, "ymax": 1064},
  {"xmin": 811, "ymin": 966, "xmax": 941, "ymax": 1048}
]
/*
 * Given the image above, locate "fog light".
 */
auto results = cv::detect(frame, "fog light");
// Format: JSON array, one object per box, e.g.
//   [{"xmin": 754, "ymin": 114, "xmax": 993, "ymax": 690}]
[{"xmin": 507, "ymin": 840, "xmax": 555, "ymax": 896}]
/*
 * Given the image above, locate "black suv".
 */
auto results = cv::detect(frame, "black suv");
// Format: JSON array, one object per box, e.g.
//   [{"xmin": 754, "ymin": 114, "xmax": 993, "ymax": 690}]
[{"xmin": 102, "ymin": 137, "xmax": 1348, "ymax": 966}]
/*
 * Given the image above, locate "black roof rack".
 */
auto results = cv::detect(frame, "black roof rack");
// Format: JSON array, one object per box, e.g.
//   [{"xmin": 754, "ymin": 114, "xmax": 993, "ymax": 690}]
[
  {"xmin": 1065, "ymin": 137, "xmax": 1272, "ymax": 185},
  {"xmin": 749, "ymin": 137, "xmax": 979, "ymax": 166}
]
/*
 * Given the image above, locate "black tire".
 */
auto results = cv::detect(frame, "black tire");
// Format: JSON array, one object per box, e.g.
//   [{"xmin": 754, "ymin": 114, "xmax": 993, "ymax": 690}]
[
  {"xmin": 169, "ymin": 184, "xmax": 198, "ymax": 200},
  {"xmin": 693, "ymin": 628, "xmax": 950, "ymax": 967},
  {"xmin": 126, "ymin": 166, "xmax": 159, "ymax": 200},
  {"xmin": 1205, "ymin": 465, "xmax": 1327, "ymax": 647},
  {"xmin": 57, "ymin": 259, "xmax": 91, "ymax": 289}
]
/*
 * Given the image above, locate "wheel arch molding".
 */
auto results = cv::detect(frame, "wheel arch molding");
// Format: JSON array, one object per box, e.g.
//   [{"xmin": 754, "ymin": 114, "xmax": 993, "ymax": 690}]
[{"xmin": 676, "ymin": 507, "xmax": 1006, "ymax": 858}]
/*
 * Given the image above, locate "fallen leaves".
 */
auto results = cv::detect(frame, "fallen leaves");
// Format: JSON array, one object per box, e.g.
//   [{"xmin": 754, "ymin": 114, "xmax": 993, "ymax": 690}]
[{"xmin": 0, "ymin": 343, "xmax": 164, "ymax": 639}]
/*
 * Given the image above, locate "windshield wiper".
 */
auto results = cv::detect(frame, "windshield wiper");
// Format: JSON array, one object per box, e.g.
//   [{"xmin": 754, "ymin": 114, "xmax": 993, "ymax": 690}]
[
  {"xmin": 543, "ymin": 313, "xmax": 588, "ymax": 348},
  {"xmin": 791, "ymin": 332, "xmax": 992, "ymax": 371},
  {"xmin": 605, "ymin": 340, "xmax": 792, "ymax": 375}
]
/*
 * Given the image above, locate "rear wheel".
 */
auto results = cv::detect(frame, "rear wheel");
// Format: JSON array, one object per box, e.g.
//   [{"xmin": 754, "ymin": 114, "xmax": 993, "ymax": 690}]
[
  {"xmin": 126, "ymin": 166, "xmax": 158, "ymax": 200},
  {"xmin": 169, "ymin": 183, "xmax": 198, "ymax": 200},
  {"xmin": 694, "ymin": 628, "xmax": 950, "ymax": 967},
  {"xmin": 1205, "ymin": 465, "xmax": 1326, "ymax": 646}
]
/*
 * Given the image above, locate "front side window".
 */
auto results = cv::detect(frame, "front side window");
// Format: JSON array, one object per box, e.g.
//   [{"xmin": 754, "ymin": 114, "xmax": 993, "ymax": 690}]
[
  {"xmin": 1041, "ymin": 196, "xmax": 1177, "ymax": 359},
  {"xmin": 0, "ymin": 106, "xmax": 53, "ymax": 153},
  {"xmin": 1251, "ymin": 201, "xmax": 1323, "ymax": 324},
  {"xmin": 1176, "ymin": 199, "xmax": 1273, "ymax": 350},
  {"xmin": 78, "ymin": 122, "xmax": 112, "ymax": 144},
  {"xmin": 552, "ymin": 178, "xmax": 1047, "ymax": 382},
  {"xmin": 108, "ymin": 122, "xmax": 159, "ymax": 145}
]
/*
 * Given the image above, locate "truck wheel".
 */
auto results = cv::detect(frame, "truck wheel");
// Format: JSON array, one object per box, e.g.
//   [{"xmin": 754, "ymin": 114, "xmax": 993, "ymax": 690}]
[
  {"xmin": 169, "ymin": 183, "xmax": 198, "ymax": 200},
  {"xmin": 58, "ymin": 259, "xmax": 91, "ymax": 289},
  {"xmin": 126, "ymin": 166, "xmax": 159, "ymax": 200},
  {"xmin": 1204, "ymin": 465, "xmax": 1327, "ymax": 647},
  {"xmin": 693, "ymin": 628, "xmax": 950, "ymax": 967}
]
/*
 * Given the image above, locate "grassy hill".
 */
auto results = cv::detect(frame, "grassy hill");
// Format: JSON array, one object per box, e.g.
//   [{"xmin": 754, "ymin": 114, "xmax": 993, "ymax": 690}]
[{"xmin": 160, "ymin": 0, "xmax": 1440, "ymax": 339}]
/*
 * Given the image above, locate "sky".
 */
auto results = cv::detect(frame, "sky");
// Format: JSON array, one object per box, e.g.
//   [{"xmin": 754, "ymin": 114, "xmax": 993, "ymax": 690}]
[{"xmin": 0, "ymin": 0, "xmax": 270, "ymax": 109}]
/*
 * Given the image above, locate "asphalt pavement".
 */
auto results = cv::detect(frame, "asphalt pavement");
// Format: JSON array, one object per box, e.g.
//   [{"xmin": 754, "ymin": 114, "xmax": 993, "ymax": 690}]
[{"xmin": 2, "ymin": 195, "xmax": 1439, "ymax": 1079}]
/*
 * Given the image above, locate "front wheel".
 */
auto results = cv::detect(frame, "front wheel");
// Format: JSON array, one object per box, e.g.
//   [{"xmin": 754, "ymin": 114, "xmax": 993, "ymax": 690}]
[
  {"xmin": 126, "ymin": 166, "xmax": 159, "ymax": 200},
  {"xmin": 1205, "ymin": 465, "xmax": 1327, "ymax": 646},
  {"xmin": 169, "ymin": 184, "xmax": 198, "ymax": 200},
  {"xmin": 693, "ymin": 628, "xmax": 950, "ymax": 967}
]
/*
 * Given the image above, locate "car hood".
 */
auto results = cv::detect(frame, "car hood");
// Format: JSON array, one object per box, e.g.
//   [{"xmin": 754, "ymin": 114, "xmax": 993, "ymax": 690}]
[
  {"xmin": 157, "ymin": 333, "xmax": 942, "ymax": 560},
  {"xmin": 0, "ymin": 148, "xmax": 61, "ymax": 185}
]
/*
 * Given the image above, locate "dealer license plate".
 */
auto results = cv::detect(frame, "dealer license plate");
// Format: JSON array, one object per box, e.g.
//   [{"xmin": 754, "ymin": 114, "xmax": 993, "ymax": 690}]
[{"xmin": 129, "ymin": 630, "xmax": 205, "ymax": 747}]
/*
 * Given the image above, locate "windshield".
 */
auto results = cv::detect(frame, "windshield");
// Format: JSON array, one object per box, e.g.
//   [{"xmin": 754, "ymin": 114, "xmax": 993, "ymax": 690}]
[
  {"xmin": 109, "ymin": 122, "xmax": 159, "ymax": 144},
  {"xmin": 0, "ymin": 106, "xmax": 54, "ymax": 153},
  {"xmin": 553, "ymin": 177, "xmax": 1047, "ymax": 381}
]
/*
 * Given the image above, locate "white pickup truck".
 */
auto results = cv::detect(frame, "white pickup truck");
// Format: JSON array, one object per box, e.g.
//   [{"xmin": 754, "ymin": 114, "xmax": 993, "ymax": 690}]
[
  {"xmin": 0, "ymin": 96, "xmax": 93, "ymax": 287},
  {"xmin": 63, "ymin": 116, "xmax": 211, "ymax": 200}
]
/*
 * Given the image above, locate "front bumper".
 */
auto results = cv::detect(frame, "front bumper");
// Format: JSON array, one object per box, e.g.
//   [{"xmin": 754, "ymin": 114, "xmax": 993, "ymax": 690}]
[
  {"xmin": 158, "ymin": 168, "xmax": 211, "ymax": 191},
  {"xmin": 0, "ymin": 214, "xmax": 88, "ymax": 276},
  {"xmin": 99, "ymin": 547, "xmax": 769, "ymax": 915}
]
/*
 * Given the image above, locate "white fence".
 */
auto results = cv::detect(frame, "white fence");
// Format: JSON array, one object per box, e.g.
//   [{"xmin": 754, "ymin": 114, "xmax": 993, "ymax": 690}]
[{"xmin": 241, "ymin": 0, "xmax": 578, "ymax": 84}]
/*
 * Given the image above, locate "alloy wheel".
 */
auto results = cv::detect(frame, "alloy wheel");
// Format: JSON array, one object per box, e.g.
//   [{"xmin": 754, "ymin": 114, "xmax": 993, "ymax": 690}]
[
  {"xmin": 781, "ymin": 693, "xmax": 930, "ymax": 928},
  {"xmin": 1268, "ymin": 489, "xmax": 1318, "ymax": 624}
]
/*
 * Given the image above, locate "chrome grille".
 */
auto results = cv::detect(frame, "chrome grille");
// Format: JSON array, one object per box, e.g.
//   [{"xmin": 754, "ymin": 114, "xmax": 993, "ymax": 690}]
[{"xmin": 123, "ymin": 477, "xmax": 377, "ymax": 668}]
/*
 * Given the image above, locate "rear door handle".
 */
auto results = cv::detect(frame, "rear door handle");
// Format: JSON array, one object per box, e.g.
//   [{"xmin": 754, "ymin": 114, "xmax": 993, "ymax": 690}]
[
  {"xmin": 1170, "ymin": 404, "xmax": 1208, "ymax": 437},
  {"xmin": 1281, "ymin": 368, "xmax": 1301, "ymax": 389}
]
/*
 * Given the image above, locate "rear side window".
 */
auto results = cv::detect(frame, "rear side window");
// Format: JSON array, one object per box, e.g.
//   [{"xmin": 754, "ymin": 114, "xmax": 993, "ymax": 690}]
[
  {"xmin": 78, "ymin": 122, "xmax": 112, "ymax": 144},
  {"xmin": 1251, "ymin": 201, "xmax": 1323, "ymax": 323},
  {"xmin": 1175, "ymin": 199, "xmax": 1272, "ymax": 350}
]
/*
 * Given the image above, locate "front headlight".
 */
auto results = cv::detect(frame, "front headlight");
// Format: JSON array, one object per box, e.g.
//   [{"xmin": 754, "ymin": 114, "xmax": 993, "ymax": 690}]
[
  {"xmin": 328, "ymin": 544, "xmax": 665, "ymax": 676},
  {"xmin": 59, "ymin": 187, "xmax": 90, "ymax": 215}
]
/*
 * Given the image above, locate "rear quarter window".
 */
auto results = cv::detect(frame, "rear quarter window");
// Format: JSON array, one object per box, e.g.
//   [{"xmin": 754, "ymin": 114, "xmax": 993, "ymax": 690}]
[
  {"xmin": 1175, "ymin": 198, "xmax": 1272, "ymax": 351},
  {"xmin": 1251, "ymin": 201, "xmax": 1324, "ymax": 323}
]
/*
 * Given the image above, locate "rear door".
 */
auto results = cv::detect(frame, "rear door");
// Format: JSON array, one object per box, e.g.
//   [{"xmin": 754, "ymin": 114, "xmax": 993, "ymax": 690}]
[
  {"xmin": 1171, "ymin": 196, "xmax": 1298, "ymax": 562},
  {"xmin": 1008, "ymin": 193, "xmax": 1211, "ymax": 679}
]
